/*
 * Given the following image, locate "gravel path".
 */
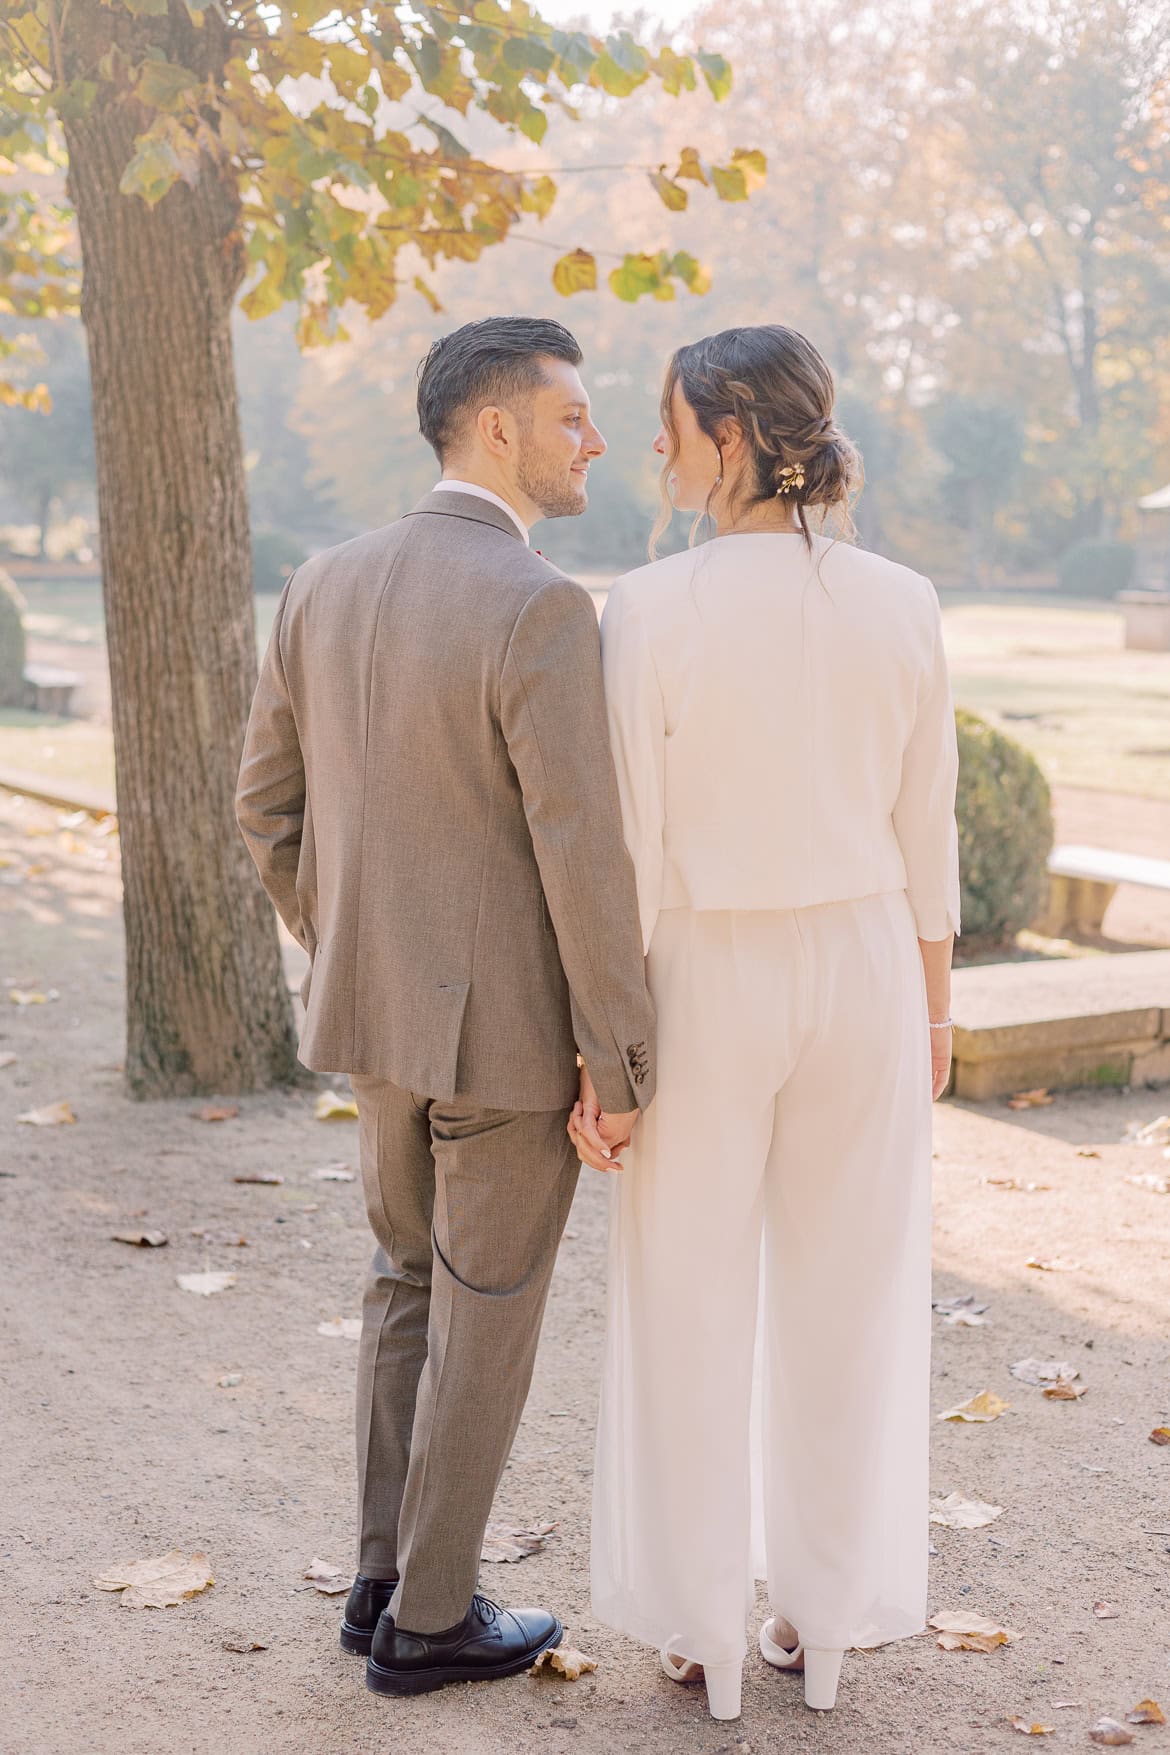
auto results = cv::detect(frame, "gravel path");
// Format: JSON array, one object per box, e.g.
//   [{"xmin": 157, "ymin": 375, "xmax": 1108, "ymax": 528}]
[{"xmin": 2, "ymin": 791, "xmax": 1169, "ymax": 1755}]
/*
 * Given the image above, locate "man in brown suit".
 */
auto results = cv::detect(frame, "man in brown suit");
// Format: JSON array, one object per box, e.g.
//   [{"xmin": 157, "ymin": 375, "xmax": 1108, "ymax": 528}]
[{"xmin": 236, "ymin": 316, "xmax": 654, "ymax": 1696}]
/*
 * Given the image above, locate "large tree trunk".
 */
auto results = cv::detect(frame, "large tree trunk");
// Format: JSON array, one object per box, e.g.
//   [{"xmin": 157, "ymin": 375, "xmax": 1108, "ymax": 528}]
[{"xmin": 61, "ymin": 8, "xmax": 299, "ymax": 1097}]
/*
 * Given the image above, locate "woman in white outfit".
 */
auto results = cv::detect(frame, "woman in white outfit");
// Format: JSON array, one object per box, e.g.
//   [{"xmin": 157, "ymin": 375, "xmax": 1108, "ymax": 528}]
[{"xmin": 570, "ymin": 326, "xmax": 960, "ymax": 1723}]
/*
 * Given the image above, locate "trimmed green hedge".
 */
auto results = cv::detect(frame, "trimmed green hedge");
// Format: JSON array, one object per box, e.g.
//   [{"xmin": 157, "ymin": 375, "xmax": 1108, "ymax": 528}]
[
  {"xmin": 956, "ymin": 708, "xmax": 1053, "ymax": 943},
  {"xmin": 1057, "ymin": 539, "xmax": 1135, "ymax": 599},
  {"xmin": 0, "ymin": 569, "xmax": 27, "ymax": 707}
]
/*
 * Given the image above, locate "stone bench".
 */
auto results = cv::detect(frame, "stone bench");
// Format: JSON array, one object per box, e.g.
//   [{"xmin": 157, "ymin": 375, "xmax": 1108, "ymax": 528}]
[
  {"xmin": 22, "ymin": 663, "xmax": 83, "ymax": 717},
  {"xmin": 950, "ymin": 949, "xmax": 1170, "ymax": 1100},
  {"xmin": 1033, "ymin": 843, "xmax": 1170, "ymax": 938}
]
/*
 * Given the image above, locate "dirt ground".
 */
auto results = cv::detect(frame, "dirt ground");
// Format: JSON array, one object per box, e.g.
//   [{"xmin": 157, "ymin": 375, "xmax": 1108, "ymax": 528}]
[{"xmin": 3, "ymin": 790, "xmax": 1170, "ymax": 1755}]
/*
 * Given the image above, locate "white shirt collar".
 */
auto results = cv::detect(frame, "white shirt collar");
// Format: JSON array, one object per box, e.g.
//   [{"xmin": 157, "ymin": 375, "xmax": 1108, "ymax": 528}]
[{"xmin": 433, "ymin": 479, "xmax": 530, "ymax": 545}]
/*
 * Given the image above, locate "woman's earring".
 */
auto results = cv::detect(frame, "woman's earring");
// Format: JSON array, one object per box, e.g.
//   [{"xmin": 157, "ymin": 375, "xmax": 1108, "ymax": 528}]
[{"xmin": 714, "ymin": 474, "xmax": 723, "ymax": 487}]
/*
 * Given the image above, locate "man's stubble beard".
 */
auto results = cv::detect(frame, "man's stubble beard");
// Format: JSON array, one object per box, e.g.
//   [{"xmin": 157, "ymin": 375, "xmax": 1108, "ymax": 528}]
[{"xmin": 515, "ymin": 433, "xmax": 588, "ymax": 520}]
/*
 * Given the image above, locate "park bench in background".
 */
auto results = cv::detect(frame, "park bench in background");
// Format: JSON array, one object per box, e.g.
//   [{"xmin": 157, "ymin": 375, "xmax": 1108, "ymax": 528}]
[
  {"xmin": 22, "ymin": 662, "xmax": 83, "ymax": 717},
  {"xmin": 950, "ymin": 948, "xmax": 1170, "ymax": 1099},
  {"xmin": 1033, "ymin": 844, "xmax": 1170, "ymax": 938}
]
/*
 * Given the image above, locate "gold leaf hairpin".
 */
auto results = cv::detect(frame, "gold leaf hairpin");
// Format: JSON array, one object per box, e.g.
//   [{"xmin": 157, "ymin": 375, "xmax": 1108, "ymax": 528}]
[{"xmin": 776, "ymin": 464, "xmax": 805, "ymax": 495}]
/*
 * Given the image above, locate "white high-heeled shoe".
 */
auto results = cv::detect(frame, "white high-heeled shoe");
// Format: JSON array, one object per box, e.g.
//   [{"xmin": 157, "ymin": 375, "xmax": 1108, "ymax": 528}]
[
  {"xmin": 758, "ymin": 1617, "xmax": 844, "ymax": 1711},
  {"xmin": 660, "ymin": 1642, "xmax": 742, "ymax": 1720}
]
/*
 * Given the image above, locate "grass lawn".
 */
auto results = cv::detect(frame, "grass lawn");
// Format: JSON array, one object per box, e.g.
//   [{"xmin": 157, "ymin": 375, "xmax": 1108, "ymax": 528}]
[{"xmin": 942, "ymin": 598, "xmax": 1170, "ymax": 801}]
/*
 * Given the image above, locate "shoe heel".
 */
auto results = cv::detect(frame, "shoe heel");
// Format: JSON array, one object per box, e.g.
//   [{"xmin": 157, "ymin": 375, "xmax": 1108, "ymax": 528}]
[
  {"xmin": 339, "ymin": 1621, "xmax": 373, "ymax": 1656},
  {"xmin": 803, "ymin": 1648, "xmax": 843, "ymax": 1711},
  {"xmin": 703, "ymin": 1660, "xmax": 742, "ymax": 1720}
]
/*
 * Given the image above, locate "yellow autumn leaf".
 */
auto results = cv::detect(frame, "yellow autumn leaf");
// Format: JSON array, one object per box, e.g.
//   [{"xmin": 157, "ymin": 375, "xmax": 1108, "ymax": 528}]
[
  {"xmin": 937, "ymin": 1389, "xmax": 1010, "ymax": 1423},
  {"xmin": 18, "ymin": 1100, "xmax": 76, "ymax": 1126},
  {"xmin": 93, "ymin": 1549, "xmax": 214, "ymax": 1609},
  {"xmin": 315, "ymin": 1091, "xmax": 359, "ymax": 1120},
  {"xmin": 930, "ymin": 1610, "xmax": 1021, "ymax": 1652},
  {"xmin": 531, "ymin": 1645, "xmax": 598, "ymax": 1680},
  {"xmin": 552, "ymin": 249, "xmax": 597, "ymax": 297},
  {"xmin": 1127, "ymin": 1701, "xmax": 1166, "ymax": 1725},
  {"xmin": 1010, "ymin": 1719, "xmax": 1055, "ymax": 1736}
]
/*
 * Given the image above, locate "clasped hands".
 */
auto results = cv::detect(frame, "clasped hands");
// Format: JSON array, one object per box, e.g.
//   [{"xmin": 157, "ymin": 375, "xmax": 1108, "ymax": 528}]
[{"xmin": 567, "ymin": 1063, "xmax": 639, "ymax": 1174}]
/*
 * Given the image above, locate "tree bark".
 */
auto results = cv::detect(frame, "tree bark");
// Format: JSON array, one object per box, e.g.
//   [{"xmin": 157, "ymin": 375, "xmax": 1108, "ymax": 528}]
[{"xmin": 60, "ymin": 6, "xmax": 299, "ymax": 1096}]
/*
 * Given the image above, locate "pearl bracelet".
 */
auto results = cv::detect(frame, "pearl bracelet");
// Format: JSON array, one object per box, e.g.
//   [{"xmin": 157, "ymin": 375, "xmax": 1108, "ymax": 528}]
[{"xmin": 929, "ymin": 1017, "xmax": 955, "ymax": 1030}]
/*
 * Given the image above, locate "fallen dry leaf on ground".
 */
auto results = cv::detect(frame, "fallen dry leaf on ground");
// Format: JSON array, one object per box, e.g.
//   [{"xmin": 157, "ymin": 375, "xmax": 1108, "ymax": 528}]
[
  {"xmin": 481, "ymin": 1522, "xmax": 558, "ymax": 1563},
  {"xmin": 1010, "ymin": 1718, "xmax": 1054, "ymax": 1735},
  {"xmin": 192, "ymin": 1105, "xmax": 240, "ymax": 1123},
  {"xmin": 8, "ymin": 988, "xmax": 59, "ymax": 1006},
  {"xmin": 986, "ymin": 1178, "xmax": 1052, "ymax": 1193},
  {"xmin": 1008, "ymin": 1089, "xmax": 1055, "ymax": 1109},
  {"xmin": 0, "ymin": 1051, "xmax": 16, "ymax": 1069},
  {"xmin": 1089, "ymin": 1719, "xmax": 1134, "ymax": 1747},
  {"xmin": 1148, "ymin": 1428, "xmax": 1170, "ymax": 1446},
  {"xmin": 930, "ymin": 1611, "xmax": 1021, "ymax": 1652},
  {"xmin": 112, "ymin": 1229, "xmax": 168, "ymax": 1248},
  {"xmin": 937, "ymin": 1390, "xmax": 1010, "ymax": 1423},
  {"xmin": 311, "ymin": 1164, "xmax": 356, "ymax": 1182},
  {"xmin": 190, "ymin": 1228, "xmax": 249, "ymax": 1246},
  {"xmin": 315, "ymin": 1091, "xmax": 359, "ymax": 1121},
  {"xmin": 317, "ymin": 1317, "xmax": 361, "ymax": 1340},
  {"xmin": 176, "ymin": 1271, "xmax": 236, "ymax": 1296},
  {"xmin": 1044, "ymin": 1380, "xmax": 1088, "ymax": 1400},
  {"xmin": 18, "ymin": 1100, "xmax": 76, "ymax": 1126},
  {"xmin": 929, "ymin": 1492, "xmax": 1004, "ymax": 1529},
  {"xmin": 93, "ymin": 1549, "xmax": 214, "ymax": 1608},
  {"xmin": 223, "ymin": 1637, "xmax": 268, "ymax": 1653},
  {"xmin": 217, "ymin": 1373, "xmax": 243, "ymax": 1388},
  {"xmin": 1124, "ymin": 1116, "xmax": 1170, "ymax": 1147},
  {"xmin": 1010, "ymin": 1358, "xmax": 1079, "ymax": 1389},
  {"xmin": 1077, "ymin": 1148, "xmax": 1101, "ymax": 1159},
  {"xmin": 233, "ymin": 1171, "xmax": 283, "ymax": 1185},
  {"xmin": 1126, "ymin": 1701, "xmax": 1165, "ymax": 1725},
  {"xmin": 932, "ymin": 1294, "xmax": 990, "ymax": 1327},
  {"xmin": 1125, "ymin": 1173, "xmax": 1170, "ymax": 1194},
  {"xmin": 1026, "ymin": 1256, "xmax": 1082, "ymax": 1272},
  {"xmin": 1092, "ymin": 1601, "xmax": 1120, "ymax": 1619},
  {"xmin": 531, "ymin": 1646, "xmax": 598, "ymax": 1680},
  {"xmin": 304, "ymin": 1558, "xmax": 350, "ymax": 1595}
]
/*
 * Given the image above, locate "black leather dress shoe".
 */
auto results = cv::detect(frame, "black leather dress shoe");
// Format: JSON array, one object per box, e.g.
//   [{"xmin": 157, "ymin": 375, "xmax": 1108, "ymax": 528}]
[
  {"xmin": 366, "ymin": 1593, "xmax": 562, "ymax": 1695},
  {"xmin": 340, "ymin": 1574, "xmax": 398, "ymax": 1656}
]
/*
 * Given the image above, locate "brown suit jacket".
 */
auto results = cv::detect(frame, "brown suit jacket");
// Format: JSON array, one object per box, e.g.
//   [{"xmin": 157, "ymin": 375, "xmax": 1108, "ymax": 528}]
[{"xmin": 236, "ymin": 490, "xmax": 655, "ymax": 1114}]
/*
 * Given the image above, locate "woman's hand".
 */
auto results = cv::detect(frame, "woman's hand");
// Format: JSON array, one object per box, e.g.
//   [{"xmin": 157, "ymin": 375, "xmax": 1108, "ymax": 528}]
[
  {"xmin": 568, "ymin": 1063, "xmax": 636, "ymax": 1173},
  {"xmin": 930, "ymin": 1024, "xmax": 952, "ymax": 1101}
]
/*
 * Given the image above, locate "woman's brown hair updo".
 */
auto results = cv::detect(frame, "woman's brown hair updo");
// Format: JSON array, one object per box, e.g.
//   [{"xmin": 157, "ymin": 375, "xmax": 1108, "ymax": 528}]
[{"xmin": 650, "ymin": 324, "xmax": 863, "ymax": 557}]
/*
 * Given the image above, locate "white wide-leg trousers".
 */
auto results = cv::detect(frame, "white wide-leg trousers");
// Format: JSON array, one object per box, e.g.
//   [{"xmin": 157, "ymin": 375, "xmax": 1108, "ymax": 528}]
[{"xmin": 592, "ymin": 894, "xmax": 933, "ymax": 1666}]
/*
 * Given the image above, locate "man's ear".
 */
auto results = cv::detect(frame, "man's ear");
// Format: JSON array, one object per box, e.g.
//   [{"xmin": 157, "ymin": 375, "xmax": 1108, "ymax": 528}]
[{"xmin": 475, "ymin": 403, "xmax": 513, "ymax": 459}]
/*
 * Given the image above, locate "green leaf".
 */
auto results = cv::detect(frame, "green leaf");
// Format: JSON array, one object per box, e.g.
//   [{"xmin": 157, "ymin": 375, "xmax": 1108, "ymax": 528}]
[
  {"xmin": 711, "ymin": 162, "xmax": 748, "ymax": 202},
  {"xmin": 606, "ymin": 33, "xmax": 649, "ymax": 75},
  {"xmin": 675, "ymin": 146, "xmax": 708, "ymax": 185},
  {"xmin": 650, "ymin": 169, "xmax": 687, "ymax": 211},
  {"xmin": 503, "ymin": 36, "xmax": 556, "ymax": 74},
  {"xmin": 521, "ymin": 174, "xmax": 557, "ymax": 219},
  {"xmin": 413, "ymin": 274, "xmax": 444, "ymax": 314},
  {"xmin": 55, "ymin": 80, "xmax": 99, "ymax": 121},
  {"xmin": 593, "ymin": 51, "xmax": 647, "ymax": 98},
  {"xmin": 697, "ymin": 50, "xmax": 733, "ymax": 102},
  {"xmin": 552, "ymin": 248, "xmax": 597, "ymax": 296},
  {"xmin": 730, "ymin": 146, "xmax": 768, "ymax": 191},
  {"xmin": 119, "ymin": 137, "xmax": 184, "ymax": 205},
  {"xmin": 669, "ymin": 251, "xmax": 712, "ymax": 296},
  {"xmin": 551, "ymin": 31, "xmax": 597, "ymax": 76},
  {"xmin": 135, "ymin": 60, "xmax": 202, "ymax": 112},
  {"xmin": 608, "ymin": 251, "xmax": 664, "ymax": 303},
  {"xmin": 653, "ymin": 47, "xmax": 696, "ymax": 97},
  {"xmin": 241, "ymin": 271, "xmax": 285, "ymax": 320},
  {"xmin": 518, "ymin": 104, "xmax": 549, "ymax": 145}
]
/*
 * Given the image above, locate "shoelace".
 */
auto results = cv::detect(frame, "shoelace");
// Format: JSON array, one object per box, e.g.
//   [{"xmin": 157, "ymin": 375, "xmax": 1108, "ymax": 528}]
[{"xmin": 471, "ymin": 1593, "xmax": 501, "ymax": 1626}]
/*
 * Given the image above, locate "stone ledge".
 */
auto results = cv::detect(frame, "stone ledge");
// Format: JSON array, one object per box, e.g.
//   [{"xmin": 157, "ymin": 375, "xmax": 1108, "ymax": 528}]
[{"xmin": 951, "ymin": 950, "xmax": 1170, "ymax": 1099}]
